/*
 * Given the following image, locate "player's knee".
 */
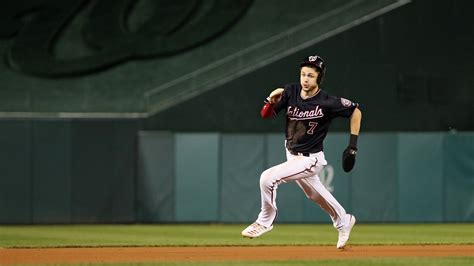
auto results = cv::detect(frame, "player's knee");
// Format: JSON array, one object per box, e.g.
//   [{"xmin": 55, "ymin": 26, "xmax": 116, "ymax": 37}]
[
  {"xmin": 259, "ymin": 170, "xmax": 273, "ymax": 188},
  {"xmin": 307, "ymin": 193, "xmax": 319, "ymax": 202}
]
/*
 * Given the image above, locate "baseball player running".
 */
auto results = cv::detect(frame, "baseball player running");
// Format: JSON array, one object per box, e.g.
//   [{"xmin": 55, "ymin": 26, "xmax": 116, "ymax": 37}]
[{"xmin": 241, "ymin": 55, "xmax": 362, "ymax": 249}]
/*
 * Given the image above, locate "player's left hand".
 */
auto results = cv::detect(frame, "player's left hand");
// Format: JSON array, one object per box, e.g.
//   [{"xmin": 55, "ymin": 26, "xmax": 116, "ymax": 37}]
[
  {"xmin": 342, "ymin": 146, "xmax": 357, "ymax": 172},
  {"xmin": 342, "ymin": 134, "xmax": 358, "ymax": 172}
]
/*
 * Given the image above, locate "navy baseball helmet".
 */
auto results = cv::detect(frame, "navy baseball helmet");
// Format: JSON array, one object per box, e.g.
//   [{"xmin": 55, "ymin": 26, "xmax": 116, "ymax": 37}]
[{"xmin": 300, "ymin": 55, "xmax": 326, "ymax": 84}]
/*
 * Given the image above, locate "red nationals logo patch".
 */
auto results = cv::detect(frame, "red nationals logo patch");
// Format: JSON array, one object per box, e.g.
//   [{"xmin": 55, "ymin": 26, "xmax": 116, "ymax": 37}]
[{"xmin": 341, "ymin": 98, "xmax": 352, "ymax": 107}]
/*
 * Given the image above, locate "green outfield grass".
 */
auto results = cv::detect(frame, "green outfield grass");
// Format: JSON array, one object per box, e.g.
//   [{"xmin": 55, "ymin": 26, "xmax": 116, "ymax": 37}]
[
  {"xmin": 0, "ymin": 223, "xmax": 473, "ymax": 248},
  {"xmin": 1, "ymin": 224, "xmax": 473, "ymax": 266}
]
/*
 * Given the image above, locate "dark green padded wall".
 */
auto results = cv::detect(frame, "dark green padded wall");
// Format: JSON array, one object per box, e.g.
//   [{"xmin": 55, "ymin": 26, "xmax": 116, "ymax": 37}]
[
  {"xmin": 397, "ymin": 133, "xmax": 443, "ymax": 222},
  {"xmin": 443, "ymin": 133, "xmax": 474, "ymax": 222},
  {"xmin": 70, "ymin": 121, "xmax": 137, "ymax": 223},
  {"xmin": 175, "ymin": 133, "xmax": 219, "ymax": 222},
  {"xmin": 32, "ymin": 121, "xmax": 72, "ymax": 223},
  {"xmin": 135, "ymin": 132, "xmax": 473, "ymax": 223},
  {"xmin": 0, "ymin": 120, "xmax": 139, "ymax": 224},
  {"xmin": 351, "ymin": 134, "xmax": 398, "ymax": 222},
  {"xmin": 0, "ymin": 121, "xmax": 31, "ymax": 223},
  {"xmin": 3, "ymin": 130, "xmax": 471, "ymax": 224},
  {"xmin": 220, "ymin": 134, "xmax": 266, "ymax": 222},
  {"xmin": 136, "ymin": 131, "xmax": 175, "ymax": 222}
]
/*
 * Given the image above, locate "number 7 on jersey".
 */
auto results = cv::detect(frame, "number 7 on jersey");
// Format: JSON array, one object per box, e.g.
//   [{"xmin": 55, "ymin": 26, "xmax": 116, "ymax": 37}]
[{"xmin": 307, "ymin": 122, "xmax": 318, "ymax": 135}]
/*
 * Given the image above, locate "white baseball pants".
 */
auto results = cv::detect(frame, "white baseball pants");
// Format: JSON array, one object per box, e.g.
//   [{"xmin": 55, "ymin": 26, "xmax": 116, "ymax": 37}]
[{"xmin": 255, "ymin": 148, "xmax": 350, "ymax": 230}]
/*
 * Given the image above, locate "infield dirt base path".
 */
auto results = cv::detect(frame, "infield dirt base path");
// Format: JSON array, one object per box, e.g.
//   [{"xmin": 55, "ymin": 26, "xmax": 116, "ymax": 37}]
[{"xmin": 1, "ymin": 245, "xmax": 473, "ymax": 264}]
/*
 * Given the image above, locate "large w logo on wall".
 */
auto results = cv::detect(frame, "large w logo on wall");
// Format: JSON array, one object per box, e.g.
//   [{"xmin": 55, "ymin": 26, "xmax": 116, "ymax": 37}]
[
  {"xmin": 0, "ymin": 0, "xmax": 408, "ymax": 118},
  {"xmin": 1, "ymin": 0, "xmax": 253, "ymax": 77}
]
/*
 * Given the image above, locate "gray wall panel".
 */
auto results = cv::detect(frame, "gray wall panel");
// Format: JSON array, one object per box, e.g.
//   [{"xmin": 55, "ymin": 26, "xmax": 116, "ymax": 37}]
[
  {"xmin": 397, "ymin": 133, "xmax": 443, "ymax": 222},
  {"xmin": 443, "ymin": 133, "xmax": 474, "ymax": 222},
  {"xmin": 175, "ymin": 133, "xmax": 219, "ymax": 222},
  {"xmin": 136, "ymin": 131, "xmax": 175, "ymax": 222},
  {"xmin": 351, "ymin": 133, "xmax": 398, "ymax": 222},
  {"xmin": 220, "ymin": 134, "xmax": 265, "ymax": 222}
]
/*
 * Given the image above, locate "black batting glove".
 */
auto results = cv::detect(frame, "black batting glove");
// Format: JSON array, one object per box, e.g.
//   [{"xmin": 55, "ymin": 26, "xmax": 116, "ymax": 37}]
[{"xmin": 342, "ymin": 134, "xmax": 358, "ymax": 172}]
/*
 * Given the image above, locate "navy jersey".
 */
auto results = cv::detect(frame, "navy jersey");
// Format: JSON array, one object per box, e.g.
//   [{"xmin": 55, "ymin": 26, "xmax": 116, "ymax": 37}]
[{"xmin": 273, "ymin": 83, "xmax": 358, "ymax": 153}]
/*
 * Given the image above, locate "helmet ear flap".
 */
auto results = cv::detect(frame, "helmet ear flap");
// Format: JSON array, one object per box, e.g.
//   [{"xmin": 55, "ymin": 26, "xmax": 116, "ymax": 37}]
[{"xmin": 317, "ymin": 68, "xmax": 325, "ymax": 85}]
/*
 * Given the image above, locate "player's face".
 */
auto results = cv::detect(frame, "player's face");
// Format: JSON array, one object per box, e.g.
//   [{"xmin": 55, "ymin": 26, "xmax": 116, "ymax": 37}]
[{"xmin": 300, "ymin": 66, "xmax": 319, "ymax": 92}]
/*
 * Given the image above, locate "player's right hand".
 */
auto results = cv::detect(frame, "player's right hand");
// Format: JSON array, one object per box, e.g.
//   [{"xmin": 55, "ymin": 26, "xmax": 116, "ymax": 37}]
[{"xmin": 267, "ymin": 88, "xmax": 284, "ymax": 104}]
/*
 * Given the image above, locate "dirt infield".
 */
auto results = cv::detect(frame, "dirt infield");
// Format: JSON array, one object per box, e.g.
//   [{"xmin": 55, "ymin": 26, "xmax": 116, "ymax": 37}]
[{"xmin": 1, "ymin": 245, "xmax": 473, "ymax": 264}]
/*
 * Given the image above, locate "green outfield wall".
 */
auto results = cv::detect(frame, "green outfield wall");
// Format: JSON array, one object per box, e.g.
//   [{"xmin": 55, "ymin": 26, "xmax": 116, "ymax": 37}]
[
  {"xmin": 0, "ymin": 120, "xmax": 140, "ymax": 224},
  {"xmin": 137, "ymin": 132, "xmax": 474, "ymax": 224},
  {"xmin": 1, "ymin": 130, "xmax": 473, "ymax": 224}
]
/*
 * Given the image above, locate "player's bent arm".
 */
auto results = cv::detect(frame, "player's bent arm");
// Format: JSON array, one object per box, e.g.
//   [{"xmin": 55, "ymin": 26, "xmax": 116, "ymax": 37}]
[
  {"xmin": 261, "ymin": 88, "xmax": 284, "ymax": 119},
  {"xmin": 350, "ymin": 107, "xmax": 362, "ymax": 136},
  {"xmin": 348, "ymin": 107, "xmax": 362, "ymax": 149},
  {"xmin": 342, "ymin": 107, "xmax": 362, "ymax": 172},
  {"xmin": 268, "ymin": 88, "xmax": 284, "ymax": 104}
]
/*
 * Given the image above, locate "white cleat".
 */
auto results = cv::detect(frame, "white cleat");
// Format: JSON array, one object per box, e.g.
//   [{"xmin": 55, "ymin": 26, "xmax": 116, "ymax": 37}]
[
  {"xmin": 337, "ymin": 214, "xmax": 356, "ymax": 249},
  {"xmin": 241, "ymin": 222, "xmax": 273, "ymax": 238}
]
